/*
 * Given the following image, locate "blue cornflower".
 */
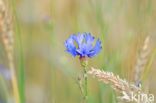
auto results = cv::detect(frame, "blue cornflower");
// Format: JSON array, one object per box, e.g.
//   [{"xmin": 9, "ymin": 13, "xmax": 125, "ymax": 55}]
[{"xmin": 64, "ymin": 33, "xmax": 102, "ymax": 59}]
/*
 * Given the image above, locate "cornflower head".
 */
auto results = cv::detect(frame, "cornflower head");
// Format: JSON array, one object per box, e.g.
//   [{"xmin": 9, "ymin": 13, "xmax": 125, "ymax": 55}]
[{"xmin": 64, "ymin": 33, "xmax": 102, "ymax": 62}]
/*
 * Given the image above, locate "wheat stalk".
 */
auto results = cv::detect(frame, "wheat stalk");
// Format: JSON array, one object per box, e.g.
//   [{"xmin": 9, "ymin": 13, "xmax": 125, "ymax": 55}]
[
  {"xmin": 0, "ymin": 0, "xmax": 20, "ymax": 103},
  {"xmin": 88, "ymin": 68, "xmax": 141, "ymax": 94},
  {"xmin": 88, "ymin": 68, "xmax": 142, "ymax": 102},
  {"xmin": 133, "ymin": 35, "xmax": 151, "ymax": 84}
]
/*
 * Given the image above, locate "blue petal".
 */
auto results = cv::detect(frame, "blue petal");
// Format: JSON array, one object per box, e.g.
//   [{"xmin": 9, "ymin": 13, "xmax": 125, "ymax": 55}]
[
  {"xmin": 72, "ymin": 33, "xmax": 84, "ymax": 46},
  {"xmin": 76, "ymin": 42, "xmax": 87, "ymax": 57},
  {"xmin": 76, "ymin": 42, "xmax": 93, "ymax": 57},
  {"xmin": 84, "ymin": 33, "xmax": 95, "ymax": 45},
  {"xmin": 88, "ymin": 38, "xmax": 102, "ymax": 57},
  {"xmin": 137, "ymin": 81, "xmax": 142, "ymax": 88},
  {"xmin": 64, "ymin": 36, "xmax": 77, "ymax": 57}
]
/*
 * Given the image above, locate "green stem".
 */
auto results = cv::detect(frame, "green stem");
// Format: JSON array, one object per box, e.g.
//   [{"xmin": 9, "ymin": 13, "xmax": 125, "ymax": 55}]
[
  {"xmin": 142, "ymin": 48, "xmax": 156, "ymax": 85},
  {"xmin": 11, "ymin": 0, "xmax": 25, "ymax": 103},
  {"xmin": 83, "ymin": 67, "xmax": 88, "ymax": 103}
]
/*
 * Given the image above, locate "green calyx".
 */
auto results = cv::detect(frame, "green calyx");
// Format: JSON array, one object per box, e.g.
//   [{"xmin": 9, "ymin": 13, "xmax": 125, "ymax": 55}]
[{"xmin": 80, "ymin": 59, "xmax": 88, "ymax": 67}]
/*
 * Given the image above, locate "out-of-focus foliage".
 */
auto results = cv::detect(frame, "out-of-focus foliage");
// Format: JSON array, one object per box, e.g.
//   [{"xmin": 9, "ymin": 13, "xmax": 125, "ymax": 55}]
[{"xmin": 0, "ymin": 0, "xmax": 156, "ymax": 103}]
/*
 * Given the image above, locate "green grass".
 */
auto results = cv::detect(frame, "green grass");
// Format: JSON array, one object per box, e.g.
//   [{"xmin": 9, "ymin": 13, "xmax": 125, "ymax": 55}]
[
  {"xmin": 11, "ymin": 0, "xmax": 25, "ymax": 103},
  {"xmin": 142, "ymin": 48, "xmax": 156, "ymax": 85}
]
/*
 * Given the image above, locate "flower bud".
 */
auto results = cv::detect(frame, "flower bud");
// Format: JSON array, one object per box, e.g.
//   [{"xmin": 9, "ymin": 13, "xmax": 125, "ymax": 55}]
[
  {"xmin": 78, "ymin": 75, "xmax": 81, "ymax": 81},
  {"xmin": 80, "ymin": 56, "xmax": 88, "ymax": 67}
]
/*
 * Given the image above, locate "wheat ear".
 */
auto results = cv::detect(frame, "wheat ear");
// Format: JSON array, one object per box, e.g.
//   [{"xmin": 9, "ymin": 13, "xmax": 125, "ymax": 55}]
[
  {"xmin": 88, "ymin": 68, "xmax": 142, "ymax": 102},
  {"xmin": 0, "ymin": 0, "xmax": 20, "ymax": 103},
  {"xmin": 133, "ymin": 35, "xmax": 151, "ymax": 84}
]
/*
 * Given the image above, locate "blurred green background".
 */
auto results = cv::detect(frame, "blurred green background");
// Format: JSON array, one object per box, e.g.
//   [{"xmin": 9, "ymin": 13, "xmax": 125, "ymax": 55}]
[{"xmin": 0, "ymin": 0, "xmax": 156, "ymax": 103}]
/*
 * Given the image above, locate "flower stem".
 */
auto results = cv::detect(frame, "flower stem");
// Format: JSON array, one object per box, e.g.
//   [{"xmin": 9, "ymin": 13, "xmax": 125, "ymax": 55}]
[{"xmin": 83, "ymin": 67, "xmax": 88, "ymax": 103}]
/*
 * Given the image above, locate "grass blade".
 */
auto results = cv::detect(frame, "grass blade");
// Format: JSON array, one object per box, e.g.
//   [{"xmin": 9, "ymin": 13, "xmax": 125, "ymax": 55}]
[{"xmin": 11, "ymin": 0, "xmax": 25, "ymax": 102}]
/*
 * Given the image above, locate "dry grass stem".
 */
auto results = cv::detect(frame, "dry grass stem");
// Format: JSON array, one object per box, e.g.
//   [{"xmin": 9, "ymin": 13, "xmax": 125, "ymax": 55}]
[
  {"xmin": 133, "ymin": 35, "xmax": 151, "ymax": 84},
  {"xmin": 0, "ymin": 0, "xmax": 20, "ymax": 103}
]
